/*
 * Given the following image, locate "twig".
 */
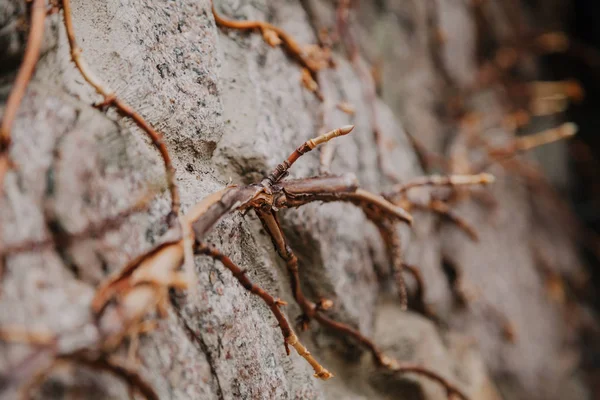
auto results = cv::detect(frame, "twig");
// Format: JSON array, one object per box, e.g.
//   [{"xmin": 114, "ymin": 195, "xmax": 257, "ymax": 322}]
[
  {"xmin": 1, "ymin": 190, "xmax": 156, "ymax": 257},
  {"xmin": 386, "ymin": 173, "xmax": 495, "ymax": 198},
  {"xmin": 255, "ymin": 209, "xmax": 466, "ymax": 399},
  {"xmin": 211, "ymin": 1, "xmax": 330, "ymax": 74},
  {"xmin": 386, "ymin": 364, "xmax": 468, "ymax": 400},
  {"xmin": 265, "ymin": 125, "xmax": 354, "ymax": 183},
  {"xmin": 0, "ymin": 0, "xmax": 47, "ymax": 189},
  {"xmin": 481, "ymin": 123, "xmax": 577, "ymax": 173},
  {"xmin": 402, "ymin": 263, "xmax": 437, "ymax": 320},
  {"xmin": 375, "ymin": 221, "xmax": 408, "ymax": 310},
  {"xmin": 195, "ymin": 242, "xmax": 332, "ymax": 379},
  {"xmin": 72, "ymin": 127, "xmax": 472, "ymax": 395},
  {"xmin": 60, "ymin": 0, "xmax": 180, "ymax": 220}
]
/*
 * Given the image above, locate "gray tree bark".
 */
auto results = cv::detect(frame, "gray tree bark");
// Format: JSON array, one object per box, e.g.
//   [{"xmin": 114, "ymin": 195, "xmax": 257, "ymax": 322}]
[{"xmin": 0, "ymin": 0, "xmax": 591, "ymax": 399}]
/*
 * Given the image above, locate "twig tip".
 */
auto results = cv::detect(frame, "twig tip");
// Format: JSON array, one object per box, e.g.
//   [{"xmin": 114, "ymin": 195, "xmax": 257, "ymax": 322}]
[{"xmin": 340, "ymin": 124, "xmax": 355, "ymax": 135}]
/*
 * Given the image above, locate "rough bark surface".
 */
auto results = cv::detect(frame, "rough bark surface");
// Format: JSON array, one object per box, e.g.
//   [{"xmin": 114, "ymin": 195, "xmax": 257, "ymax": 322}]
[{"xmin": 0, "ymin": 0, "xmax": 590, "ymax": 399}]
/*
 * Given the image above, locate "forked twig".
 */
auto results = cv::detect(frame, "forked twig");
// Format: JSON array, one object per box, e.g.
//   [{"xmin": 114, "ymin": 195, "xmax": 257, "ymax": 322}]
[
  {"xmin": 19, "ymin": 353, "xmax": 159, "ymax": 400},
  {"xmin": 383, "ymin": 173, "xmax": 495, "ymax": 242},
  {"xmin": 374, "ymin": 221, "xmax": 408, "ymax": 310},
  {"xmin": 84, "ymin": 126, "xmax": 469, "ymax": 397},
  {"xmin": 60, "ymin": 0, "xmax": 180, "ymax": 219},
  {"xmin": 0, "ymin": 0, "xmax": 47, "ymax": 189},
  {"xmin": 255, "ymin": 209, "xmax": 467, "ymax": 399},
  {"xmin": 265, "ymin": 125, "xmax": 354, "ymax": 183},
  {"xmin": 488, "ymin": 122, "xmax": 577, "ymax": 159}
]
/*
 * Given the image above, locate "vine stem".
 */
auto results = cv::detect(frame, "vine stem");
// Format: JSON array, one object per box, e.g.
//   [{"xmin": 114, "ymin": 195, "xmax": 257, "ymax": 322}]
[
  {"xmin": 0, "ymin": 0, "xmax": 47, "ymax": 188},
  {"xmin": 60, "ymin": 0, "xmax": 180, "ymax": 218}
]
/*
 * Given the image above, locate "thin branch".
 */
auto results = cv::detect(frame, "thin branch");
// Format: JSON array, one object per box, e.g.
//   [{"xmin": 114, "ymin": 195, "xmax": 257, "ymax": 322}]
[
  {"xmin": 411, "ymin": 200, "xmax": 479, "ymax": 242},
  {"xmin": 255, "ymin": 209, "xmax": 467, "ymax": 399},
  {"xmin": 495, "ymin": 122, "xmax": 577, "ymax": 156},
  {"xmin": 0, "ymin": 0, "xmax": 47, "ymax": 189},
  {"xmin": 387, "ymin": 173, "xmax": 495, "ymax": 198},
  {"xmin": 211, "ymin": 1, "xmax": 330, "ymax": 74},
  {"xmin": 60, "ymin": 0, "xmax": 180, "ymax": 219},
  {"xmin": 195, "ymin": 242, "xmax": 332, "ymax": 379},
  {"xmin": 402, "ymin": 263, "xmax": 437, "ymax": 320},
  {"xmin": 20, "ymin": 354, "xmax": 159, "ymax": 400},
  {"xmin": 386, "ymin": 364, "xmax": 468, "ymax": 400},
  {"xmin": 266, "ymin": 125, "xmax": 354, "ymax": 183},
  {"xmin": 63, "ymin": 353, "xmax": 159, "ymax": 400}
]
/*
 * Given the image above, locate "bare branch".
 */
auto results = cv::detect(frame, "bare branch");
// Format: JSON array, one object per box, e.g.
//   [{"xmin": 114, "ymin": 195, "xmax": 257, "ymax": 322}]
[
  {"xmin": 0, "ymin": 0, "xmax": 47, "ymax": 189},
  {"xmin": 195, "ymin": 242, "xmax": 332, "ymax": 379},
  {"xmin": 60, "ymin": 0, "xmax": 180, "ymax": 219}
]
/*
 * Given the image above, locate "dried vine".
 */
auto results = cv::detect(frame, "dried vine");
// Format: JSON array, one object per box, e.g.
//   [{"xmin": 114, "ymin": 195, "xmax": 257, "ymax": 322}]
[
  {"xmin": 60, "ymin": 0, "xmax": 180, "ymax": 221},
  {"xmin": 0, "ymin": 0, "xmax": 47, "ymax": 192}
]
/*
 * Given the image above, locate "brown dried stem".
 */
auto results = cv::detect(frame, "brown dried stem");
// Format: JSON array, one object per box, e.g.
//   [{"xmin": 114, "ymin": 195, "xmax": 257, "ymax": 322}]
[
  {"xmin": 32, "ymin": 126, "xmax": 473, "ymax": 394},
  {"xmin": 492, "ymin": 122, "xmax": 577, "ymax": 157},
  {"xmin": 415, "ymin": 200, "xmax": 479, "ymax": 242},
  {"xmin": 60, "ymin": 0, "xmax": 179, "ymax": 219},
  {"xmin": 63, "ymin": 353, "xmax": 159, "ymax": 400},
  {"xmin": 266, "ymin": 125, "xmax": 354, "ymax": 183},
  {"xmin": 211, "ymin": 1, "xmax": 329, "ymax": 74},
  {"xmin": 195, "ymin": 242, "xmax": 332, "ymax": 379},
  {"xmin": 21, "ymin": 353, "xmax": 159, "ymax": 400},
  {"xmin": 387, "ymin": 173, "xmax": 495, "ymax": 197},
  {"xmin": 387, "ymin": 364, "xmax": 468, "ymax": 400},
  {"xmin": 382, "ymin": 173, "xmax": 494, "ymax": 241},
  {"xmin": 375, "ymin": 221, "xmax": 408, "ymax": 310},
  {"xmin": 0, "ymin": 0, "xmax": 47, "ymax": 190},
  {"xmin": 475, "ymin": 122, "xmax": 578, "ymax": 173},
  {"xmin": 1, "ymin": 191, "xmax": 155, "ymax": 257},
  {"xmin": 256, "ymin": 208, "xmax": 466, "ymax": 399}
]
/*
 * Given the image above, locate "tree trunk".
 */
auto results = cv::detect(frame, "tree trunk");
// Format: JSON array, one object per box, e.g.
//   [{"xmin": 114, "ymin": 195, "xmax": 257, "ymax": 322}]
[{"xmin": 0, "ymin": 0, "xmax": 592, "ymax": 399}]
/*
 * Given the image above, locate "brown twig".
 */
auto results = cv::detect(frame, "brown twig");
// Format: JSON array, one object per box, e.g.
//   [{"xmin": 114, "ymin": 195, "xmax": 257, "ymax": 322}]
[
  {"xmin": 60, "ymin": 0, "xmax": 179, "ymax": 220},
  {"xmin": 0, "ymin": 0, "xmax": 47, "ymax": 190},
  {"xmin": 266, "ymin": 125, "xmax": 354, "ymax": 183},
  {"xmin": 375, "ymin": 221, "xmax": 408, "ymax": 310},
  {"xmin": 383, "ymin": 173, "xmax": 494, "ymax": 241},
  {"xmin": 211, "ymin": 1, "xmax": 330, "ymax": 74},
  {"xmin": 402, "ymin": 263, "xmax": 437, "ymax": 320},
  {"xmin": 476, "ymin": 122, "xmax": 578, "ymax": 174},
  {"xmin": 63, "ymin": 353, "xmax": 159, "ymax": 400},
  {"xmin": 386, "ymin": 364, "xmax": 468, "ymax": 400},
  {"xmin": 387, "ymin": 173, "xmax": 495, "ymax": 198},
  {"xmin": 8, "ymin": 126, "xmax": 472, "ymax": 395},
  {"xmin": 195, "ymin": 242, "xmax": 332, "ymax": 379},
  {"xmin": 255, "ymin": 208, "xmax": 467, "ymax": 398}
]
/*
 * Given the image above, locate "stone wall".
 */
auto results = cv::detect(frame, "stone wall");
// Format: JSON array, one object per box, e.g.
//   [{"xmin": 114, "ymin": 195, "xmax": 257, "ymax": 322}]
[{"xmin": 0, "ymin": 0, "xmax": 590, "ymax": 399}]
